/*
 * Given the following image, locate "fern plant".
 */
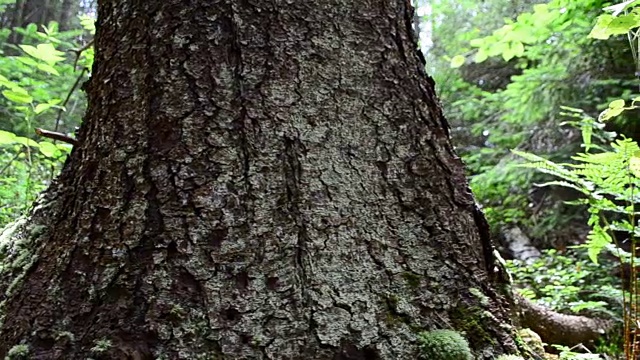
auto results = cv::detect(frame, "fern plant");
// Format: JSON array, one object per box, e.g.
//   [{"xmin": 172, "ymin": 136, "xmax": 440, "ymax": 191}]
[{"xmin": 514, "ymin": 100, "xmax": 640, "ymax": 359}]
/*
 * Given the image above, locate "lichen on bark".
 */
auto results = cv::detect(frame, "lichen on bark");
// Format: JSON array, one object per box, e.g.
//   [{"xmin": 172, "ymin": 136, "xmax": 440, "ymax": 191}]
[{"xmin": 0, "ymin": 1, "xmax": 519, "ymax": 359}]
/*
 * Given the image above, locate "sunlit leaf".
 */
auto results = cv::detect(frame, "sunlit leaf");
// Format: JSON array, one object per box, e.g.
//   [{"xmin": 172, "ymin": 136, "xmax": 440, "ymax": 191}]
[
  {"xmin": 470, "ymin": 38, "xmax": 485, "ymax": 47},
  {"xmin": 450, "ymin": 55, "xmax": 465, "ymax": 68},
  {"xmin": 0, "ymin": 130, "xmax": 16, "ymax": 145},
  {"xmin": 609, "ymin": 99, "xmax": 625, "ymax": 109},
  {"xmin": 36, "ymin": 63, "xmax": 60, "ymax": 76},
  {"xmin": 589, "ymin": 14, "xmax": 614, "ymax": 39},
  {"xmin": 19, "ymin": 43, "xmax": 65, "ymax": 64},
  {"xmin": 502, "ymin": 47, "xmax": 515, "ymax": 62},
  {"xmin": 589, "ymin": 12, "xmax": 640, "ymax": 39},
  {"xmin": 56, "ymin": 143, "xmax": 73, "ymax": 153},
  {"xmin": 79, "ymin": 15, "xmax": 96, "ymax": 34},
  {"xmin": 0, "ymin": 74, "xmax": 12, "ymax": 88},
  {"xmin": 474, "ymin": 48, "xmax": 488, "ymax": 63},
  {"xmin": 34, "ymin": 103, "xmax": 54, "ymax": 114},
  {"xmin": 585, "ymin": 227, "xmax": 612, "ymax": 264},
  {"xmin": 38, "ymin": 141, "xmax": 59, "ymax": 157},
  {"xmin": 599, "ymin": 99, "xmax": 628, "ymax": 121},
  {"xmin": 512, "ymin": 41, "xmax": 525, "ymax": 57},
  {"xmin": 2, "ymin": 90, "xmax": 32, "ymax": 104},
  {"xmin": 13, "ymin": 136, "xmax": 39, "ymax": 147},
  {"xmin": 16, "ymin": 56, "xmax": 38, "ymax": 67},
  {"xmin": 35, "ymin": 43, "xmax": 65, "ymax": 63}
]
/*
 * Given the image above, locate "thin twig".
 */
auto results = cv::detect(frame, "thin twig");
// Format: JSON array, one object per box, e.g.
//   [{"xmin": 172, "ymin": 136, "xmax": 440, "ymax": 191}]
[
  {"xmin": 70, "ymin": 38, "xmax": 94, "ymax": 71},
  {"xmin": 35, "ymin": 128, "xmax": 78, "ymax": 146},
  {"xmin": 54, "ymin": 67, "xmax": 87, "ymax": 133}
]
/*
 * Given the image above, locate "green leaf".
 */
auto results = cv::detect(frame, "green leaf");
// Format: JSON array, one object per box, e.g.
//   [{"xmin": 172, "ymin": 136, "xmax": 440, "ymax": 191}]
[
  {"xmin": 2, "ymin": 89, "xmax": 33, "ymax": 104},
  {"xmin": 38, "ymin": 141, "xmax": 59, "ymax": 157},
  {"xmin": 589, "ymin": 12, "xmax": 640, "ymax": 40},
  {"xmin": 19, "ymin": 43, "xmax": 65, "ymax": 64},
  {"xmin": 0, "ymin": 130, "xmax": 16, "ymax": 145},
  {"xmin": 512, "ymin": 41, "xmax": 525, "ymax": 57},
  {"xmin": 609, "ymin": 14, "xmax": 640, "ymax": 34},
  {"xmin": 450, "ymin": 55, "xmax": 465, "ymax": 68},
  {"xmin": 16, "ymin": 56, "xmax": 38, "ymax": 67},
  {"xmin": 18, "ymin": 44, "xmax": 38, "ymax": 58},
  {"xmin": 609, "ymin": 99, "xmax": 625, "ymax": 109},
  {"xmin": 36, "ymin": 63, "xmax": 60, "ymax": 76},
  {"xmin": 581, "ymin": 122, "xmax": 593, "ymax": 152},
  {"xmin": 585, "ymin": 227, "xmax": 612, "ymax": 264},
  {"xmin": 25, "ymin": 23, "xmax": 37, "ymax": 33},
  {"xmin": 474, "ymin": 48, "xmax": 488, "ymax": 63},
  {"xmin": 0, "ymin": 74, "xmax": 13, "ymax": 88},
  {"xmin": 13, "ymin": 136, "xmax": 39, "ymax": 147},
  {"xmin": 599, "ymin": 99, "xmax": 628, "ymax": 121},
  {"xmin": 559, "ymin": 106, "xmax": 585, "ymax": 113},
  {"xmin": 502, "ymin": 46, "xmax": 515, "ymax": 62},
  {"xmin": 469, "ymin": 38, "xmax": 485, "ymax": 47},
  {"xmin": 34, "ymin": 103, "xmax": 54, "ymax": 114},
  {"xmin": 56, "ymin": 143, "xmax": 73, "ymax": 153},
  {"xmin": 589, "ymin": 14, "xmax": 614, "ymax": 39},
  {"xmin": 79, "ymin": 15, "xmax": 96, "ymax": 34},
  {"xmin": 599, "ymin": 107, "xmax": 625, "ymax": 121},
  {"xmin": 35, "ymin": 43, "xmax": 65, "ymax": 63},
  {"xmin": 42, "ymin": 21, "xmax": 59, "ymax": 36}
]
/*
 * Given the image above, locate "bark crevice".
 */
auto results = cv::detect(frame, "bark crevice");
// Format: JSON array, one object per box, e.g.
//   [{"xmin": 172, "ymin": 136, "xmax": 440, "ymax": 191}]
[{"xmin": 0, "ymin": 1, "xmax": 518, "ymax": 359}]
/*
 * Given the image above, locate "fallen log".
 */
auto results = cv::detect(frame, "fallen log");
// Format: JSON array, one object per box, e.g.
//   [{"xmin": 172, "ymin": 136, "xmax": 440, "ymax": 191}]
[{"xmin": 515, "ymin": 293, "xmax": 615, "ymax": 348}]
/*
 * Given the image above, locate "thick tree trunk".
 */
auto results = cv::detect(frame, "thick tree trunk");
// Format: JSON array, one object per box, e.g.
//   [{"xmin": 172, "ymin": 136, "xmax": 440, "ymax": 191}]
[{"xmin": 0, "ymin": 0, "xmax": 519, "ymax": 359}]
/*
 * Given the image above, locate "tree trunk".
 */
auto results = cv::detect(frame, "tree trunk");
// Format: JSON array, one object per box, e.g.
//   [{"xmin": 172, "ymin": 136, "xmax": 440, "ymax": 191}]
[
  {"xmin": 58, "ymin": 0, "xmax": 79, "ymax": 31},
  {"xmin": 0, "ymin": 0, "xmax": 519, "ymax": 359}
]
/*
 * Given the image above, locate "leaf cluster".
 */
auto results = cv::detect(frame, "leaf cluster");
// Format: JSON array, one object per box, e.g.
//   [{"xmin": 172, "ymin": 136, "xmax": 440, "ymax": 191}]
[{"xmin": 0, "ymin": 17, "xmax": 94, "ymax": 228}]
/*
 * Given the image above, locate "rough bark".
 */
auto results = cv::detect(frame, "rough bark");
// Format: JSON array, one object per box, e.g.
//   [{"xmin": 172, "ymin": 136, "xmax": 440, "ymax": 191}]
[{"xmin": 0, "ymin": 0, "xmax": 518, "ymax": 359}]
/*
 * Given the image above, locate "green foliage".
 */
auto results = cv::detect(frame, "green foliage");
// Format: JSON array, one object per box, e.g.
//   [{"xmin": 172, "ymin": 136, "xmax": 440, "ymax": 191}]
[
  {"xmin": 513, "ymin": 103, "xmax": 640, "ymax": 264},
  {"xmin": 0, "ymin": 21, "xmax": 92, "ymax": 136},
  {"xmin": 90, "ymin": 338, "xmax": 112, "ymax": 353},
  {"xmin": 5, "ymin": 344, "xmax": 29, "ymax": 359},
  {"xmin": 507, "ymin": 249, "xmax": 620, "ymax": 315},
  {"xmin": 0, "ymin": 0, "xmax": 16, "ymax": 13},
  {"xmin": 457, "ymin": 0, "xmax": 601, "ymax": 66},
  {"xmin": 426, "ymin": 0, "xmax": 635, "ymax": 236},
  {"xmin": 0, "ymin": 147, "xmax": 67, "ymax": 227},
  {"xmin": 427, "ymin": 0, "xmax": 640, "ymax": 354},
  {"xmin": 551, "ymin": 344, "xmax": 604, "ymax": 359},
  {"xmin": 512, "ymin": 3, "xmax": 640, "ymax": 344},
  {"xmin": 0, "ymin": 18, "xmax": 94, "ymax": 228},
  {"xmin": 417, "ymin": 329, "xmax": 473, "ymax": 360},
  {"xmin": 470, "ymin": 165, "xmax": 532, "ymax": 230},
  {"xmin": 589, "ymin": 0, "xmax": 640, "ymax": 40}
]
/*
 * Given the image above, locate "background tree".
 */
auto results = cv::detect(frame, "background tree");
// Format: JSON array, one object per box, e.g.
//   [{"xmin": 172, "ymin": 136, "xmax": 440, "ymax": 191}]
[
  {"xmin": 0, "ymin": 0, "xmax": 520, "ymax": 359},
  {"xmin": 427, "ymin": 0, "xmax": 635, "ymax": 247},
  {"xmin": 1, "ymin": 0, "xmax": 94, "ymax": 40}
]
